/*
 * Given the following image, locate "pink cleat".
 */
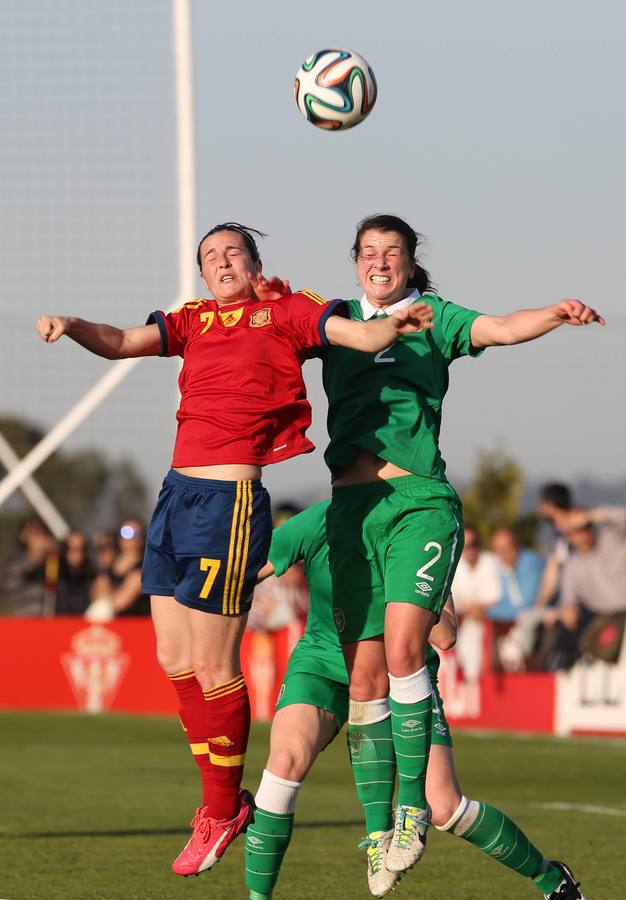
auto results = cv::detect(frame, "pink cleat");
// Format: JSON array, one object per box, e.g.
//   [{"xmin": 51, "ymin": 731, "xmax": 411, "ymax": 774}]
[{"xmin": 172, "ymin": 789, "xmax": 255, "ymax": 876}]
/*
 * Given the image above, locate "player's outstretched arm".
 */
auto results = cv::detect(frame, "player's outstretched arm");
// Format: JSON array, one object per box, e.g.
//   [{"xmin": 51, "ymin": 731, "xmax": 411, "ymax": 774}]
[
  {"xmin": 325, "ymin": 301, "xmax": 434, "ymax": 352},
  {"xmin": 470, "ymin": 299, "xmax": 606, "ymax": 349},
  {"xmin": 36, "ymin": 316, "xmax": 161, "ymax": 359}
]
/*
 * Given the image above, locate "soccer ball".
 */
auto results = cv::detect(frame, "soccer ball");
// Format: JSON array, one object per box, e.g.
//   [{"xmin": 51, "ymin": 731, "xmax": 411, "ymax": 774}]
[{"xmin": 294, "ymin": 48, "xmax": 377, "ymax": 131}]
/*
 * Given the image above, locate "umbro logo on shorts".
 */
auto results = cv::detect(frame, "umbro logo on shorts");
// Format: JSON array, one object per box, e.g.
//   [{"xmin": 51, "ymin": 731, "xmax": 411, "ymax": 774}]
[{"xmin": 415, "ymin": 581, "xmax": 433, "ymax": 594}]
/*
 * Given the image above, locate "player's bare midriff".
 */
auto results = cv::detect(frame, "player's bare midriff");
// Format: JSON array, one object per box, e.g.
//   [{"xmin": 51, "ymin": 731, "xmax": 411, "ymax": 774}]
[
  {"xmin": 174, "ymin": 464, "xmax": 262, "ymax": 481},
  {"xmin": 333, "ymin": 448, "xmax": 412, "ymax": 486}
]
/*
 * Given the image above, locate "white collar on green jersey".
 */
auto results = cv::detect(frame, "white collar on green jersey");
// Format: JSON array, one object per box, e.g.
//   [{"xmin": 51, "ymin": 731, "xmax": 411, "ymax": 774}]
[{"xmin": 359, "ymin": 289, "xmax": 421, "ymax": 320}]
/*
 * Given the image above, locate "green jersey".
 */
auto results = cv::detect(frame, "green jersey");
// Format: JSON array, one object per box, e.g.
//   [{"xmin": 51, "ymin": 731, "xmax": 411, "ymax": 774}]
[
  {"xmin": 322, "ymin": 292, "xmax": 484, "ymax": 480},
  {"xmin": 268, "ymin": 500, "xmax": 347, "ymax": 685},
  {"xmin": 268, "ymin": 499, "xmax": 441, "ymax": 683}
]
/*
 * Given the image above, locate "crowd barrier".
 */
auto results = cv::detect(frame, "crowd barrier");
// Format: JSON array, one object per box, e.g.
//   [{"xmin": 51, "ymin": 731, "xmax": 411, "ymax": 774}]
[{"xmin": 1, "ymin": 618, "xmax": 625, "ymax": 737}]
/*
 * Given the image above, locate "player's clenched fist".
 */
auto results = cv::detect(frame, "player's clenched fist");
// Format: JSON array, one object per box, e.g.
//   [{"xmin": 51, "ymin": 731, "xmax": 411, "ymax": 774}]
[
  {"xmin": 36, "ymin": 315, "xmax": 71, "ymax": 342},
  {"xmin": 553, "ymin": 299, "xmax": 606, "ymax": 326},
  {"xmin": 390, "ymin": 301, "xmax": 434, "ymax": 334}
]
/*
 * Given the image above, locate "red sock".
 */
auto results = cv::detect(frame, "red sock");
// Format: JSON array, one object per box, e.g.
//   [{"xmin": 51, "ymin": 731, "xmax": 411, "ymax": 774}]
[
  {"xmin": 168, "ymin": 670, "xmax": 212, "ymax": 806},
  {"xmin": 203, "ymin": 674, "xmax": 250, "ymax": 820}
]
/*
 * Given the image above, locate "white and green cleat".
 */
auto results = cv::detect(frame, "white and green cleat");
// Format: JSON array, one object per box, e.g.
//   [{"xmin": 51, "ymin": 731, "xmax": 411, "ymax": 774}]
[
  {"xmin": 358, "ymin": 829, "xmax": 399, "ymax": 897},
  {"xmin": 385, "ymin": 803, "xmax": 430, "ymax": 873}
]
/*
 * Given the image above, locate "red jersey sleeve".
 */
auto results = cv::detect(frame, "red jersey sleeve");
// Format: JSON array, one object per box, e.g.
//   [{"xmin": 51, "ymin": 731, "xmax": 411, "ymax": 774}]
[
  {"xmin": 146, "ymin": 302, "xmax": 198, "ymax": 357},
  {"xmin": 284, "ymin": 290, "xmax": 347, "ymax": 351}
]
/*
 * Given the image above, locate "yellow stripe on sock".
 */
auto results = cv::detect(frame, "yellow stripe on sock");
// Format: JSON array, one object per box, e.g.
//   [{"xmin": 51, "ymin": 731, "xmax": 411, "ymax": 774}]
[
  {"xmin": 203, "ymin": 674, "xmax": 244, "ymax": 695},
  {"xmin": 209, "ymin": 751, "xmax": 246, "ymax": 767},
  {"xmin": 169, "ymin": 669, "xmax": 195, "ymax": 681},
  {"xmin": 203, "ymin": 674, "xmax": 245, "ymax": 696},
  {"xmin": 223, "ymin": 482, "xmax": 243, "ymax": 615},
  {"xmin": 190, "ymin": 741, "xmax": 210, "ymax": 755},
  {"xmin": 203, "ymin": 683, "xmax": 246, "ymax": 703},
  {"xmin": 203, "ymin": 676, "xmax": 245, "ymax": 701}
]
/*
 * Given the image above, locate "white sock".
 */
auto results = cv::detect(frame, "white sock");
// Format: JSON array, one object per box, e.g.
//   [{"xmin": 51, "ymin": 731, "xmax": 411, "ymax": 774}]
[
  {"xmin": 388, "ymin": 666, "xmax": 432, "ymax": 704},
  {"xmin": 254, "ymin": 768, "xmax": 302, "ymax": 815},
  {"xmin": 348, "ymin": 696, "xmax": 391, "ymax": 725},
  {"xmin": 435, "ymin": 795, "xmax": 480, "ymax": 835}
]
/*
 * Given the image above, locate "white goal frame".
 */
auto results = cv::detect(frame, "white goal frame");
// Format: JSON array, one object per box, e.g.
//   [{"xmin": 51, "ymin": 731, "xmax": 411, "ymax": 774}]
[{"xmin": 0, "ymin": 0, "xmax": 196, "ymax": 511}]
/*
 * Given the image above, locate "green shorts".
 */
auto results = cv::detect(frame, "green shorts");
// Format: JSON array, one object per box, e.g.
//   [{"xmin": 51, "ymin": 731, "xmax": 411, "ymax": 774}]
[
  {"xmin": 327, "ymin": 475, "xmax": 464, "ymax": 644},
  {"xmin": 431, "ymin": 679, "xmax": 452, "ymax": 747},
  {"xmin": 275, "ymin": 667, "xmax": 349, "ymax": 732}
]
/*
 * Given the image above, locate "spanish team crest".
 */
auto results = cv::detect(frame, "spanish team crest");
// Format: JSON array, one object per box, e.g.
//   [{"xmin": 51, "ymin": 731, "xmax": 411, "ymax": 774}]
[
  {"xmin": 218, "ymin": 307, "xmax": 244, "ymax": 327},
  {"xmin": 250, "ymin": 307, "xmax": 272, "ymax": 328}
]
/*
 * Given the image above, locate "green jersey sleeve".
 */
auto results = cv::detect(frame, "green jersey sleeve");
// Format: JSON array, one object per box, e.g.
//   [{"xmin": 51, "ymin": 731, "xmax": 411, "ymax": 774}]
[
  {"xmin": 267, "ymin": 501, "xmax": 330, "ymax": 577},
  {"xmin": 427, "ymin": 294, "xmax": 484, "ymax": 361}
]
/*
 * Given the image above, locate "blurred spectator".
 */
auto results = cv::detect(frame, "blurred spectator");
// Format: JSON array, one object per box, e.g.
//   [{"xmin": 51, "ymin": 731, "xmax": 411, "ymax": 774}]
[
  {"xmin": 248, "ymin": 503, "xmax": 307, "ymax": 632},
  {"xmin": 86, "ymin": 518, "xmax": 150, "ymax": 620},
  {"xmin": 533, "ymin": 482, "xmax": 578, "ymax": 608},
  {"xmin": 55, "ymin": 530, "xmax": 95, "ymax": 615},
  {"xmin": 92, "ymin": 530, "xmax": 117, "ymax": 574},
  {"xmin": 4, "ymin": 517, "xmax": 59, "ymax": 616},
  {"xmin": 451, "ymin": 524, "xmax": 500, "ymax": 682},
  {"xmin": 489, "ymin": 528, "xmax": 545, "ymax": 621},
  {"xmin": 552, "ymin": 507, "xmax": 626, "ymax": 662},
  {"xmin": 489, "ymin": 528, "xmax": 545, "ymax": 671},
  {"xmin": 495, "ymin": 482, "xmax": 576, "ymax": 670}
]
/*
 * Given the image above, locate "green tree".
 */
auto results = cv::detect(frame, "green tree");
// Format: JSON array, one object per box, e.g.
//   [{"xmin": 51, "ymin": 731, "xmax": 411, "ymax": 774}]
[{"xmin": 461, "ymin": 445, "xmax": 537, "ymax": 546}]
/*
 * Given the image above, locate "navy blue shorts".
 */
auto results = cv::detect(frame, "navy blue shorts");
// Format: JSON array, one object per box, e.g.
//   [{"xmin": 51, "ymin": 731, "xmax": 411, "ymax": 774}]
[{"xmin": 142, "ymin": 470, "xmax": 272, "ymax": 616}]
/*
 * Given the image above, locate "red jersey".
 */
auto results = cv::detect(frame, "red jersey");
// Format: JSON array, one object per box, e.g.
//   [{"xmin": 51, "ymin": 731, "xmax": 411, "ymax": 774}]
[{"xmin": 148, "ymin": 291, "xmax": 345, "ymax": 467}]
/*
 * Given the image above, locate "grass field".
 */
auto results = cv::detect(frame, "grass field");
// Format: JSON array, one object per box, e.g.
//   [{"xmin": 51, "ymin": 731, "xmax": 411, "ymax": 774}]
[{"xmin": 1, "ymin": 712, "xmax": 625, "ymax": 900}]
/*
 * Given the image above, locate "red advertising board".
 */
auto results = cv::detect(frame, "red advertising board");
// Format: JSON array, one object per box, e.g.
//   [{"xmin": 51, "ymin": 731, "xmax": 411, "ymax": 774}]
[
  {"xmin": 0, "ymin": 618, "xmax": 298, "ymax": 720},
  {"xmin": 1, "ymin": 618, "xmax": 622, "ymax": 737}
]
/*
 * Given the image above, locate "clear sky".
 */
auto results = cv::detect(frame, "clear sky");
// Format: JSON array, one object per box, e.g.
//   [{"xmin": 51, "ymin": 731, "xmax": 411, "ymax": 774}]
[{"xmin": 2, "ymin": 0, "xmax": 625, "ymax": 511}]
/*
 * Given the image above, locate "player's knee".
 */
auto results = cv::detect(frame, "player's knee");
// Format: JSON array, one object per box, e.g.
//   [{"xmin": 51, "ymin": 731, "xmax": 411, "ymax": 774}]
[
  {"xmin": 349, "ymin": 667, "xmax": 388, "ymax": 701},
  {"xmin": 267, "ymin": 742, "xmax": 312, "ymax": 782},
  {"xmin": 385, "ymin": 641, "xmax": 425, "ymax": 677},
  {"xmin": 430, "ymin": 793, "xmax": 463, "ymax": 829},
  {"xmin": 155, "ymin": 642, "xmax": 190, "ymax": 676},
  {"xmin": 191, "ymin": 656, "xmax": 239, "ymax": 690}
]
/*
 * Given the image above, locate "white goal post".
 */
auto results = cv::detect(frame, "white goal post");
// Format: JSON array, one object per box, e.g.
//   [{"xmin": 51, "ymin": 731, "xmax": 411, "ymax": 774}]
[{"xmin": 0, "ymin": 0, "xmax": 196, "ymax": 511}]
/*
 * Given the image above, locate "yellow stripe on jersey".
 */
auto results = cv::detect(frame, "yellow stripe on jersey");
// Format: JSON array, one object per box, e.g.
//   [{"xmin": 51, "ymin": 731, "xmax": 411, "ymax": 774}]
[
  {"xmin": 299, "ymin": 289, "xmax": 326, "ymax": 305},
  {"xmin": 170, "ymin": 298, "xmax": 206, "ymax": 314},
  {"xmin": 209, "ymin": 752, "xmax": 246, "ymax": 767},
  {"xmin": 233, "ymin": 481, "xmax": 253, "ymax": 615},
  {"xmin": 190, "ymin": 741, "xmax": 210, "ymax": 756},
  {"xmin": 223, "ymin": 482, "xmax": 243, "ymax": 615}
]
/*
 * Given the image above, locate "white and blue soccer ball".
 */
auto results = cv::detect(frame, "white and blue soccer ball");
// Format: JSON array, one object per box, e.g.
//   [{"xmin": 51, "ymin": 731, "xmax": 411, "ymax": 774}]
[{"xmin": 294, "ymin": 48, "xmax": 378, "ymax": 131}]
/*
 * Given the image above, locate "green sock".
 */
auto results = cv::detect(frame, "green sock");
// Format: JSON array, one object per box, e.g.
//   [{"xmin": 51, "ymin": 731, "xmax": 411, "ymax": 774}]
[
  {"xmin": 245, "ymin": 807, "xmax": 294, "ymax": 899},
  {"xmin": 347, "ymin": 714, "xmax": 396, "ymax": 834},
  {"xmin": 389, "ymin": 693, "xmax": 432, "ymax": 809},
  {"xmin": 451, "ymin": 800, "xmax": 563, "ymax": 895}
]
